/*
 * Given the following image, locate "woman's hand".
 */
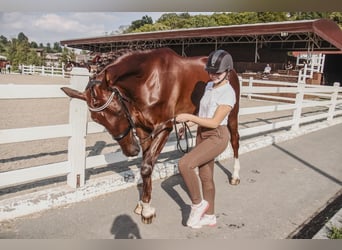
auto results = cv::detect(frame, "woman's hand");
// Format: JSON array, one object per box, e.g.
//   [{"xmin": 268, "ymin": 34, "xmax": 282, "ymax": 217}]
[
  {"xmin": 177, "ymin": 126, "xmax": 185, "ymax": 139},
  {"xmin": 176, "ymin": 113, "xmax": 190, "ymax": 123}
]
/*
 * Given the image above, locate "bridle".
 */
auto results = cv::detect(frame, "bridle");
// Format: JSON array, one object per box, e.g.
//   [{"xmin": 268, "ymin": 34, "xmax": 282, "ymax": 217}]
[
  {"xmin": 87, "ymin": 81, "xmax": 135, "ymax": 141},
  {"xmin": 87, "ymin": 81, "xmax": 193, "ymax": 152}
]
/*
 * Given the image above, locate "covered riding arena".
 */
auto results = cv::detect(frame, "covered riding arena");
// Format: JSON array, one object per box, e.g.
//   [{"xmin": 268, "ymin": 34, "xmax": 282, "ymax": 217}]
[{"xmin": 61, "ymin": 19, "xmax": 342, "ymax": 85}]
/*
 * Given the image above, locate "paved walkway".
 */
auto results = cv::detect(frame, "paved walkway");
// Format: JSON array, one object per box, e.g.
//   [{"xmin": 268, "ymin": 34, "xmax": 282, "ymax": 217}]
[{"xmin": 0, "ymin": 123, "xmax": 341, "ymax": 239}]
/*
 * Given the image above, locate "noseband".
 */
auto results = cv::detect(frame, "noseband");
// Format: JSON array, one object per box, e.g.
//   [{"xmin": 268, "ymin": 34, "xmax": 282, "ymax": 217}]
[{"xmin": 87, "ymin": 81, "xmax": 135, "ymax": 141}]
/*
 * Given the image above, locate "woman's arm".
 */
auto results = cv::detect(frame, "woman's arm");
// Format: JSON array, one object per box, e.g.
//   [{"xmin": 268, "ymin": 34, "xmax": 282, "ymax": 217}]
[{"xmin": 176, "ymin": 105, "xmax": 232, "ymax": 128}]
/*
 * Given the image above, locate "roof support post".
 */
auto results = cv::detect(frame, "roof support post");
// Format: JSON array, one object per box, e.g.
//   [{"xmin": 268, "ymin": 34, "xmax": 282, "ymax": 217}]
[{"xmin": 255, "ymin": 36, "xmax": 258, "ymax": 63}]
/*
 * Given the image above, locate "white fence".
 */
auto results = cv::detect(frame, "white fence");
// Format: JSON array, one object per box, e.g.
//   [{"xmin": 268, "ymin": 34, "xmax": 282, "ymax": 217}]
[
  {"xmin": 0, "ymin": 67, "xmax": 341, "ymax": 190},
  {"xmin": 297, "ymin": 53, "xmax": 325, "ymax": 84},
  {"xmin": 20, "ymin": 64, "xmax": 67, "ymax": 77}
]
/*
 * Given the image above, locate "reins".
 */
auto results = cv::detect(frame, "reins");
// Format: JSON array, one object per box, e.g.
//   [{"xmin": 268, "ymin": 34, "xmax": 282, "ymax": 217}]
[
  {"xmin": 173, "ymin": 119, "xmax": 193, "ymax": 154},
  {"xmin": 139, "ymin": 118, "xmax": 193, "ymax": 154}
]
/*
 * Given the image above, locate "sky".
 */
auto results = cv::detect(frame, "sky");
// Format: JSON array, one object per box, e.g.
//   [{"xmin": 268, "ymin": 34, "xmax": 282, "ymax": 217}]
[{"xmin": 0, "ymin": 12, "xmax": 212, "ymax": 46}]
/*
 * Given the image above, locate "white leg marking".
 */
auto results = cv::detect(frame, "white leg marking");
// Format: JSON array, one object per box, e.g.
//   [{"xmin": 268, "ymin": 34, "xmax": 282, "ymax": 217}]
[{"xmin": 232, "ymin": 158, "xmax": 240, "ymax": 179}]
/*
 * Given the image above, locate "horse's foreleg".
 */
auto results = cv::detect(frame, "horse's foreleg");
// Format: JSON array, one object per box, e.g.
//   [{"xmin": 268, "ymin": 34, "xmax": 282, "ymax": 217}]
[
  {"xmin": 228, "ymin": 118, "xmax": 241, "ymax": 185},
  {"xmin": 134, "ymin": 127, "xmax": 172, "ymax": 224},
  {"xmin": 133, "ymin": 164, "xmax": 156, "ymax": 224}
]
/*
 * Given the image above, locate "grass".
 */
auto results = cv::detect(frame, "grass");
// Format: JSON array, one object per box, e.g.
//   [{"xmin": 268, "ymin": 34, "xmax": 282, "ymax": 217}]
[{"xmin": 328, "ymin": 226, "xmax": 342, "ymax": 239}]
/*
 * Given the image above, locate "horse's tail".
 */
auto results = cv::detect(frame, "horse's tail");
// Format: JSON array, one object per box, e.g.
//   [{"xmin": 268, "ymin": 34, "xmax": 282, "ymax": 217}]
[
  {"xmin": 227, "ymin": 68, "xmax": 240, "ymax": 159},
  {"xmin": 228, "ymin": 68, "xmax": 240, "ymax": 115}
]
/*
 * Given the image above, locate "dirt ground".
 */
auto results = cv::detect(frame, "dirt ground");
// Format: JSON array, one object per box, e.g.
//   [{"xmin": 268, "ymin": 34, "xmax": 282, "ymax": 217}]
[{"xmin": 0, "ymin": 74, "xmax": 116, "ymax": 175}]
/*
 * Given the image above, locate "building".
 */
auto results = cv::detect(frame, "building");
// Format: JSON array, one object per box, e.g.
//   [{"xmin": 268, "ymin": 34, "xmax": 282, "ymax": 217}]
[{"xmin": 61, "ymin": 19, "xmax": 342, "ymax": 85}]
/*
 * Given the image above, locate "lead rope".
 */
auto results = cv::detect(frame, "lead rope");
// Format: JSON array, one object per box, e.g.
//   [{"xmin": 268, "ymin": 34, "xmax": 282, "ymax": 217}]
[{"xmin": 173, "ymin": 119, "xmax": 193, "ymax": 154}]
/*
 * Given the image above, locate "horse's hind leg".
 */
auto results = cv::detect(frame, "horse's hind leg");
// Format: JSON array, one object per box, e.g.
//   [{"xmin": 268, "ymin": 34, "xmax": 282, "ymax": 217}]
[{"xmin": 228, "ymin": 117, "xmax": 241, "ymax": 185}]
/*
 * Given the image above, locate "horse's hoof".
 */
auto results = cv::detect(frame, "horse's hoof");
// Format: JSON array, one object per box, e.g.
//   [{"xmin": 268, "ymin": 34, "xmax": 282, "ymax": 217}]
[
  {"xmin": 140, "ymin": 201, "xmax": 156, "ymax": 224},
  {"xmin": 134, "ymin": 201, "xmax": 142, "ymax": 215},
  {"xmin": 230, "ymin": 178, "xmax": 240, "ymax": 185},
  {"xmin": 141, "ymin": 213, "xmax": 156, "ymax": 224}
]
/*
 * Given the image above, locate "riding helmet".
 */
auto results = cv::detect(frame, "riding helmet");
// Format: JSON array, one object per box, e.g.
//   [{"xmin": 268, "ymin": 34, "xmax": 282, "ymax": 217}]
[{"xmin": 205, "ymin": 50, "xmax": 233, "ymax": 73}]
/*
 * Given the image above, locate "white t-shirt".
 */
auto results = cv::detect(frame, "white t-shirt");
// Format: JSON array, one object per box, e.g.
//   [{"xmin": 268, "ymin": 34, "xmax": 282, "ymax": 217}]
[{"xmin": 198, "ymin": 81, "xmax": 236, "ymax": 126}]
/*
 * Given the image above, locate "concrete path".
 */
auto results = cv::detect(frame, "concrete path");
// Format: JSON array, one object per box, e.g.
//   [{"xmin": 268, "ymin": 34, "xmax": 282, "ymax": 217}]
[{"xmin": 0, "ymin": 123, "xmax": 341, "ymax": 239}]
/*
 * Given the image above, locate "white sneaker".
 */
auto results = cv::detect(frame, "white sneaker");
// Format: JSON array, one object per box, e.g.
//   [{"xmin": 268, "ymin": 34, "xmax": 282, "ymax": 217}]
[
  {"xmin": 198, "ymin": 214, "xmax": 217, "ymax": 228},
  {"xmin": 186, "ymin": 200, "xmax": 209, "ymax": 228}
]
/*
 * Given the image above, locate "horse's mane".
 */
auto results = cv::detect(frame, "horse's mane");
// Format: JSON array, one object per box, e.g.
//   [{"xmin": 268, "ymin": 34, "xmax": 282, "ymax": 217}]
[{"xmin": 91, "ymin": 48, "xmax": 142, "ymax": 76}]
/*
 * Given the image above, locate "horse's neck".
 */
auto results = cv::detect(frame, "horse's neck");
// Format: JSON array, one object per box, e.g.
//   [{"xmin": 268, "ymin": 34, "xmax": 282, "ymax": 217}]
[{"xmin": 130, "ymin": 105, "xmax": 153, "ymax": 132}]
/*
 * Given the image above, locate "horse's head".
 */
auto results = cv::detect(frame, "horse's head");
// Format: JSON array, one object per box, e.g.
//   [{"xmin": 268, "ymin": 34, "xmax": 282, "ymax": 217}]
[{"xmin": 61, "ymin": 73, "xmax": 140, "ymax": 157}]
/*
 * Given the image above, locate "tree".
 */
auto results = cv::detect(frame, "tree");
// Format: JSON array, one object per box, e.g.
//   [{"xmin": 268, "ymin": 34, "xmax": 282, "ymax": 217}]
[
  {"xmin": 53, "ymin": 42, "xmax": 62, "ymax": 53},
  {"xmin": 187, "ymin": 14, "xmax": 217, "ymax": 28},
  {"xmin": 0, "ymin": 35, "xmax": 9, "ymax": 54},
  {"xmin": 156, "ymin": 13, "xmax": 192, "ymax": 29},
  {"xmin": 133, "ymin": 23, "xmax": 169, "ymax": 32},
  {"xmin": 45, "ymin": 43, "xmax": 52, "ymax": 53},
  {"xmin": 17, "ymin": 32, "xmax": 29, "ymax": 43},
  {"xmin": 330, "ymin": 12, "xmax": 342, "ymax": 26},
  {"xmin": 125, "ymin": 15, "xmax": 153, "ymax": 33},
  {"xmin": 30, "ymin": 41, "xmax": 38, "ymax": 48},
  {"xmin": 257, "ymin": 12, "xmax": 288, "ymax": 23}
]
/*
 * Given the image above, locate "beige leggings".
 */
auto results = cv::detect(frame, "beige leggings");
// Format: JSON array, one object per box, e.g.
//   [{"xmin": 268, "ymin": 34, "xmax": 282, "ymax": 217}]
[{"xmin": 178, "ymin": 125, "xmax": 230, "ymax": 214}]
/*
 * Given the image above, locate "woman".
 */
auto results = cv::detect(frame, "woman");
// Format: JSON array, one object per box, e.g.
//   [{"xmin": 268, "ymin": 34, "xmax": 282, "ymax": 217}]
[{"xmin": 176, "ymin": 49, "xmax": 236, "ymax": 229}]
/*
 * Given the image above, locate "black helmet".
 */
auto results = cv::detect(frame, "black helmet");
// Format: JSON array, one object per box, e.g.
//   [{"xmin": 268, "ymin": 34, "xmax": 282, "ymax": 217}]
[{"xmin": 205, "ymin": 50, "xmax": 233, "ymax": 73}]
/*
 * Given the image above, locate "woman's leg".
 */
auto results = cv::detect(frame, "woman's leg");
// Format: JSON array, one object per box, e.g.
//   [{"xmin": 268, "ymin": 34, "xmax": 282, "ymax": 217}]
[
  {"xmin": 178, "ymin": 126, "xmax": 229, "ymax": 206},
  {"xmin": 198, "ymin": 160, "xmax": 215, "ymax": 214}
]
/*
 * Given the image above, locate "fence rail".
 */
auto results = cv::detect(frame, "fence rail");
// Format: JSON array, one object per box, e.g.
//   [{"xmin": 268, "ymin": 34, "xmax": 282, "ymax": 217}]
[
  {"xmin": 1, "ymin": 67, "xmax": 341, "ymax": 190},
  {"xmin": 20, "ymin": 64, "xmax": 67, "ymax": 78}
]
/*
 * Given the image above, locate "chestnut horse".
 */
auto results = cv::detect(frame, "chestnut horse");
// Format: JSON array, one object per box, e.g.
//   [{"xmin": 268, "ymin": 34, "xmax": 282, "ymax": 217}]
[
  {"xmin": 64, "ymin": 60, "xmax": 91, "ymax": 72},
  {"xmin": 61, "ymin": 48, "xmax": 240, "ymax": 224}
]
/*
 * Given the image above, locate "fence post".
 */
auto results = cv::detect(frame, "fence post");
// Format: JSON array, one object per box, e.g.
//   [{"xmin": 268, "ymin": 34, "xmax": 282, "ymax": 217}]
[
  {"xmin": 248, "ymin": 77, "xmax": 253, "ymax": 100},
  {"xmin": 291, "ymin": 82, "xmax": 305, "ymax": 130},
  {"xmin": 62, "ymin": 63, "xmax": 65, "ymax": 78},
  {"xmin": 327, "ymin": 82, "xmax": 340, "ymax": 121},
  {"xmin": 67, "ymin": 67, "xmax": 90, "ymax": 188}
]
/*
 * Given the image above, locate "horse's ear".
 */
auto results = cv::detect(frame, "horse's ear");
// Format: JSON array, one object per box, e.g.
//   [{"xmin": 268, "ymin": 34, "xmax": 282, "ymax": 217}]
[
  {"xmin": 104, "ymin": 69, "xmax": 113, "ymax": 87},
  {"xmin": 103, "ymin": 68, "xmax": 115, "ymax": 87},
  {"xmin": 61, "ymin": 87, "xmax": 86, "ymax": 101}
]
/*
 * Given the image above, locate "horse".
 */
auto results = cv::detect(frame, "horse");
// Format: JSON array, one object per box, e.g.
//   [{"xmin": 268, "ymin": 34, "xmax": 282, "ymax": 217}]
[
  {"xmin": 0, "ymin": 60, "xmax": 9, "ymax": 74},
  {"xmin": 64, "ymin": 60, "xmax": 91, "ymax": 73},
  {"xmin": 61, "ymin": 47, "xmax": 240, "ymax": 224}
]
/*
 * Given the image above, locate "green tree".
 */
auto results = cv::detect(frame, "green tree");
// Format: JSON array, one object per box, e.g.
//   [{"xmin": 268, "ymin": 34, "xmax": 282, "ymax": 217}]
[
  {"xmin": 30, "ymin": 41, "xmax": 38, "ymax": 48},
  {"xmin": 45, "ymin": 43, "xmax": 52, "ymax": 53},
  {"xmin": 187, "ymin": 14, "xmax": 217, "ymax": 28},
  {"xmin": 156, "ymin": 13, "xmax": 190, "ymax": 29},
  {"xmin": 27, "ymin": 49, "xmax": 42, "ymax": 65},
  {"xmin": 257, "ymin": 12, "xmax": 288, "ymax": 23},
  {"xmin": 53, "ymin": 42, "xmax": 62, "ymax": 53},
  {"xmin": 0, "ymin": 35, "xmax": 9, "ymax": 54},
  {"xmin": 328, "ymin": 12, "xmax": 342, "ymax": 26},
  {"xmin": 125, "ymin": 15, "xmax": 153, "ymax": 33},
  {"xmin": 17, "ymin": 32, "xmax": 29, "ymax": 43}
]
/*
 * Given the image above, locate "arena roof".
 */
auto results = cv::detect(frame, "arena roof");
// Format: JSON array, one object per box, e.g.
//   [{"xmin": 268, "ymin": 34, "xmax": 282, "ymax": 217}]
[{"xmin": 60, "ymin": 19, "xmax": 342, "ymax": 54}]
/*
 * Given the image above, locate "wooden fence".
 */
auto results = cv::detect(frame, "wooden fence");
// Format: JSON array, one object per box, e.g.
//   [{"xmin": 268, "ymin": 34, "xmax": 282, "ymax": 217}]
[{"xmin": 0, "ymin": 67, "xmax": 341, "ymax": 190}]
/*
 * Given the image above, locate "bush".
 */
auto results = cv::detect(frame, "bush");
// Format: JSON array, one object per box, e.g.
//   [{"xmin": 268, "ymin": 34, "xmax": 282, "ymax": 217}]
[{"xmin": 328, "ymin": 226, "xmax": 342, "ymax": 239}]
